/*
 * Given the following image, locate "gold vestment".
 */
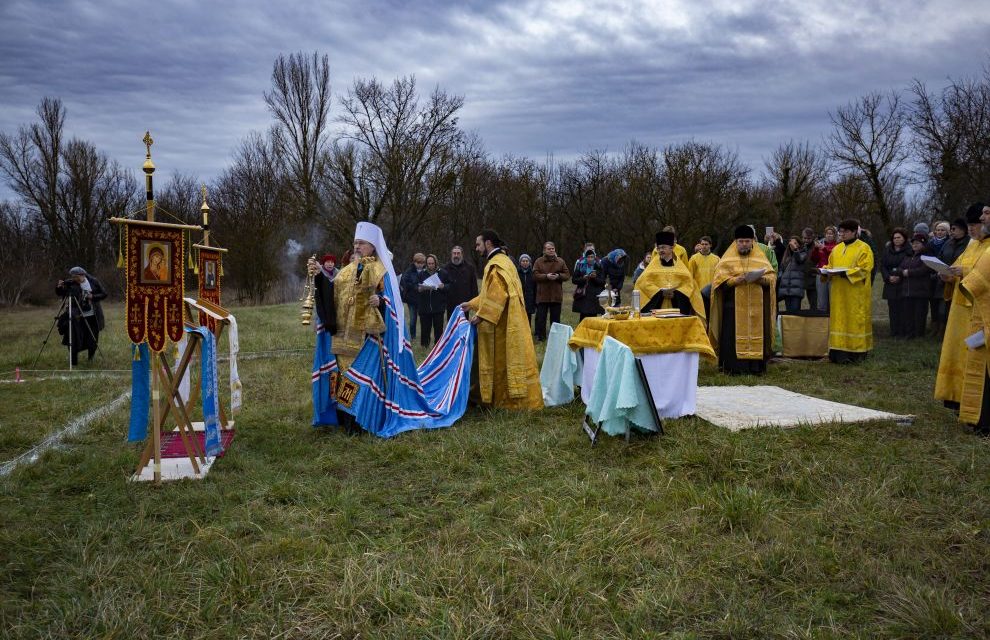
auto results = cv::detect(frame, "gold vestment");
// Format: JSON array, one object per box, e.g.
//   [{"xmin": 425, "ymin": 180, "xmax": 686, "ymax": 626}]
[
  {"xmin": 466, "ymin": 252, "xmax": 543, "ymax": 410},
  {"xmin": 634, "ymin": 250, "xmax": 706, "ymax": 318},
  {"xmin": 958, "ymin": 239, "xmax": 990, "ymax": 423},
  {"xmin": 708, "ymin": 244, "xmax": 776, "ymax": 360},
  {"xmin": 935, "ymin": 238, "xmax": 986, "ymax": 404},
  {"xmin": 826, "ymin": 240, "xmax": 874, "ymax": 353},
  {"xmin": 688, "ymin": 252, "xmax": 719, "ymax": 289},
  {"xmin": 333, "ymin": 257, "xmax": 386, "ymax": 370}
]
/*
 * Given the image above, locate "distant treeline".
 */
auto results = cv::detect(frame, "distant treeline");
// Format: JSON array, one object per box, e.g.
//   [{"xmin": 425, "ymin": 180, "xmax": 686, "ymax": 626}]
[{"xmin": 2, "ymin": 52, "xmax": 989, "ymax": 305}]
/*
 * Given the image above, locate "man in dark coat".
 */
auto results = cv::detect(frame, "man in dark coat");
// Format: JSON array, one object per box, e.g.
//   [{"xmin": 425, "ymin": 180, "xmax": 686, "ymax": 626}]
[
  {"xmin": 443, "ymin": 245, "xmax": 479, "ymax": 321},
  {"xmin": 55, "ymin": 266, "xmax": 107, "ymax": 365}
]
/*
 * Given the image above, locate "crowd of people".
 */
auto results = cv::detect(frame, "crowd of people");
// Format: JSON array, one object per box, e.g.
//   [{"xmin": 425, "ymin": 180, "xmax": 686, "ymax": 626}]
[{"xmin": 56, "ymin": 205, "xmax": 990, "ymax": 437}]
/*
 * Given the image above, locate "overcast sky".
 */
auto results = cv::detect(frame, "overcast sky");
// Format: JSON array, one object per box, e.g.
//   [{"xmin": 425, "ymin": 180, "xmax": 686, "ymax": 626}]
[{"xmin": 1, "ymin": 0, "xmax": 988, "ymax": 189}]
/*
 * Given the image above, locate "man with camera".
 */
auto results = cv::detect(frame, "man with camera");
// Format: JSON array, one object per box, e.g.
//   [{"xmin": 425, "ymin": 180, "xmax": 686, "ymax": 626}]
[{"xmin": 55, "ymin": 266, "xmax": 107, "ymax": 365}]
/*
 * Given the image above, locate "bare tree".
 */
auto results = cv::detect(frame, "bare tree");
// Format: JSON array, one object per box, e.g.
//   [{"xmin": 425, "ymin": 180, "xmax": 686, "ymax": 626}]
[
  {"xmin": 657, "ymin": 141, "xmax": 751, "ymax": 243},
  {"xmin": 0, "ymin": 97, "xmax": 137, "ymax": 272},
  {"xmin": 826, "ymin": 92, "xmax": 908, "ymax": 233},
  {"xmin": 210, "ymin": 133, "xmax": 291, "ymax": 303},
  {"xmin": 157, "ymin": 172, "xmax": 203, "ymax": 224},
  {"xmin": 763, "ymin": 140, "xmax": 829, "ymax": 232},
  {"xmin": 908, "ymin": 71, "xmax": 990, "ymax": 216},
  {"xmin": 0, "ymin": 202, "xmax": 41, "ymax": 305},
  {"xmin": 265, "ymin": 52, "xmax": 332, "ymax": 221},
  {"xmin": 333, "ymin": 75, "xmax": 465, "ymax": 259}
]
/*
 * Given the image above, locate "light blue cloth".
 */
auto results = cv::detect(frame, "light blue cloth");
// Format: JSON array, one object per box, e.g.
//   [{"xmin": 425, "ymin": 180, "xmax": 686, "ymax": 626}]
[
  {"xmin": 186, "ymin": 326, "xmax": 223, "ymax": 457},
  {"xmin": 539, "ymin": 322, "xmax": 582, "ymax": 406},
  {"xmin": 585, "ymin": 336, "xmax": 658, "ymax": 436}
]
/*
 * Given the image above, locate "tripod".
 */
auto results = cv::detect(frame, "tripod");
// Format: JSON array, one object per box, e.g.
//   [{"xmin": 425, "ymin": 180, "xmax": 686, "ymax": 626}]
[{"xmin": 33, "ymin": 294, "xmax": 103, "ymax": 370}]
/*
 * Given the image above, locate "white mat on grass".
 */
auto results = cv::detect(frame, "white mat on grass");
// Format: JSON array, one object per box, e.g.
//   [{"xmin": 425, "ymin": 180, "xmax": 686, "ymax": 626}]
[
  {"xmin": 695, "ymin": 385, "xmax": 913, "ymax": 431},
  {"xmin": 130, "ymin": 456, "xmax": 216, "ymax": 482}
]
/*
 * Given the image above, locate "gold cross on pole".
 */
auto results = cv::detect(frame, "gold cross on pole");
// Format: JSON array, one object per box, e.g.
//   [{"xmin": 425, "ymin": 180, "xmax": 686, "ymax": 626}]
[{"xmin": 143, "ymin": 131, "xmax": 154, "ymax": 158}]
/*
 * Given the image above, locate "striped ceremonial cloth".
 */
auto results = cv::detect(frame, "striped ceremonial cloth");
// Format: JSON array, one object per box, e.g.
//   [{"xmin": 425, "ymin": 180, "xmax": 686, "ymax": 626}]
[
  {"xmin": 311, "ymin": 317, "xmax": 339, "ymax": 427},
  {"xmin": 341, "ymin": 278, "xmax": 474, "ymax": 438}
]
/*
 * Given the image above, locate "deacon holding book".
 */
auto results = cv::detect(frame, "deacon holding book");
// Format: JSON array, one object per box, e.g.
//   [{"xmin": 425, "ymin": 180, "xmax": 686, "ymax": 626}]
[
  {"xmin": 823, "ymin": 219, "xmax": 874, "ymax": 364},
  {"xmin": 634, "ymin": 231, "xmax": 705, "ymax": 317},
  {"xmin": 708, "ymin": 225, "xmax": 777, "ymax": 374},
  {"xmin": 461, "ymin": 229, "xmax": 544, "ymax": 410}
]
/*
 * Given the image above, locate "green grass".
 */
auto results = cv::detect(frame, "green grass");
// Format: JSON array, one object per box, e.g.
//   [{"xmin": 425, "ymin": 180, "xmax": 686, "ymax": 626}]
[{"xmin": 1, "ymin": 285, "xmax": 989, "ymax": 638}]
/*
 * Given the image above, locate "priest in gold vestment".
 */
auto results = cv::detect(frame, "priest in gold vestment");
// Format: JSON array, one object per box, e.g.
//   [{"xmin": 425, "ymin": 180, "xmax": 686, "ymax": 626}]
[
  {"xmin": 824, "ymin": 219, "xmax": 874, "ymax": 364},
  {"xmin": 709, "ymin": 225, "xmax": 776, "ymax": 374},
  {"xmin": 935, "ymin": 204, "xmax": 987, "ymax": 410},
  {"xmin": 461, "ymin": 229, "xmax": 544, "ymax": 410},
  {"xmin": 635, "ymin": 230, "xmax": 705, "ymax": 317},
  {"xmin": 957, "ymin": 203, "xmax": 990, "ymax": 434}
]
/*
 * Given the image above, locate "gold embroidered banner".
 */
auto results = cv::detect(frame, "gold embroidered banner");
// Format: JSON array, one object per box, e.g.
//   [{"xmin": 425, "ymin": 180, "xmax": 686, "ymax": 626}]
[
  {"xmin": 197, "ymin": 246, "xmax": 223, "ymax": 333},
  {"xmin": 124, "ymin": 222, "xmax": 186, "ymax": 351}
]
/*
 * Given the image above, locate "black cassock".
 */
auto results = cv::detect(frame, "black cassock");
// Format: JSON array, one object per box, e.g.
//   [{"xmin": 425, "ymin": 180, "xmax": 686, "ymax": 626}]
[
  {"xmin": 716, "ymin": 283, "xmax": 773, "ymax": 375},
  {"xmin": 641, "ymin": 289, "xmax": 693, "ymax": 315}
]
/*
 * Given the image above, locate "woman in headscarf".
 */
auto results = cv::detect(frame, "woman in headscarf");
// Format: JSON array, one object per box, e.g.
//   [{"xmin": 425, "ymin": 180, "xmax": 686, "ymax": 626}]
[
  {"xmin": 600, "ymin": 249, "xmax": 628, "ymax": 305},
  {"xmin": 516, "ymin": 253, "xmax": 537, "ymax": 329},
  {"xmin": 572, "ymin": 249, "xmax": 606, "ymax": 320}
]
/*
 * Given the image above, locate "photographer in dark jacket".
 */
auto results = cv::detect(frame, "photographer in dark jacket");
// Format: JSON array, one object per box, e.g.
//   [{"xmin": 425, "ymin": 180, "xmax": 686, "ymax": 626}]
[{"xmin": 55, "ymin": 266, "xmax": 107, "ymax": 364}]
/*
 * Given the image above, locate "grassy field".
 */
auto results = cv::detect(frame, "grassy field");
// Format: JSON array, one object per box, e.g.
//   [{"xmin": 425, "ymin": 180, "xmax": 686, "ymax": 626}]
[{"xmin": 1, "ymin": 286, "xmax": 989, "ymax": 638}]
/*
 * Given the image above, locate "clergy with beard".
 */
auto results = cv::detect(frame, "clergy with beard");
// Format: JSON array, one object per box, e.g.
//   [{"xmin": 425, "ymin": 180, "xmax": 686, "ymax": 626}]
[
  {"xmin": 709, "ymin": 225, "xmax": 777, "ymax": 374},
  {"xmin": 461, "ymin": 229, "xmax": 544, "ymax": 410},
  {"xmin": 635, "ymin": 231, "xmax": 706, "ymax": 317}
]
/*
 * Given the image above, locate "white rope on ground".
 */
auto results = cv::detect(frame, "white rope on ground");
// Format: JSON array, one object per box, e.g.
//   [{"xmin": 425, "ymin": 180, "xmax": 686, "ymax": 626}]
[
  {"xmin": 1, "ymin": 372, "xmax": 130, "ymax": 384},
  {"xmin": 0, "ymin": 391, "xmax": 131, "ymax": 478}
]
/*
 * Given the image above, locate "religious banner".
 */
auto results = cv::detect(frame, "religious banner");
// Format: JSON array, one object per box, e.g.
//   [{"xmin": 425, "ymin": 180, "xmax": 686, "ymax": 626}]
[
  {"xmin": 123, "ymin": 221, "xmax": 186, "ymax": 352},
  {"xmin": 195, "ymin": 245, "xmax": 224, "ymax": 333}
]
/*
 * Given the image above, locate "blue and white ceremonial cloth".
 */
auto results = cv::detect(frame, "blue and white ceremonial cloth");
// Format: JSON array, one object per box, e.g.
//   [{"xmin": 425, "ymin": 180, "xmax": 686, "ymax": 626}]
[
  {"xmin": 187, "ymin": 326, "xmax": 224, "ymax": 457},
  {"xmin": 338, "ymin": 277, "xmax": 474, "ymax": 438},
  {"xmin": 311, "ymin": 313, "xmax": 339, "ymax": 427}
]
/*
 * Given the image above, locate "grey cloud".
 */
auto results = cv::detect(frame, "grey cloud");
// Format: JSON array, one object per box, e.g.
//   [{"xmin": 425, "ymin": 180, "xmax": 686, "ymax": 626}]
[{"xmin": 1, "ymin": 0, "xmax": 988, "ymax": 194}]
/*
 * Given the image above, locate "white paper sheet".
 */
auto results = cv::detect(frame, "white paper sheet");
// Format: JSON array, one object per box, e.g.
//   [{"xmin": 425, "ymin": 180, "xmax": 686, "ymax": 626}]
[
  {"xmin": 421, "ymin": 273, "xmax": 442, "ymax": 289},
  {"xmin": 920, "ymin": 255, "xmax": 952, "ymax": 276}
]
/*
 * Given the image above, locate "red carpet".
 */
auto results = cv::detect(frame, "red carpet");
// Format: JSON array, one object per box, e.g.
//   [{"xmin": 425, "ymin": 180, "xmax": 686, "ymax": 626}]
[{"xmin": 160, "ymin": 429, "xmax": 235, "ymax": 458}]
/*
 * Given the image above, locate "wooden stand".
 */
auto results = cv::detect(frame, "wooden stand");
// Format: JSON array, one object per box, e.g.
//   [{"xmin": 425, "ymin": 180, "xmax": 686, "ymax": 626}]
[
  {"xmin": 132, "ymin": 330, "xmax": 206, "ymax": 482},
  {"xmin": 131, "ymin": 302, "xmax": 234, "ymax": 483}
]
